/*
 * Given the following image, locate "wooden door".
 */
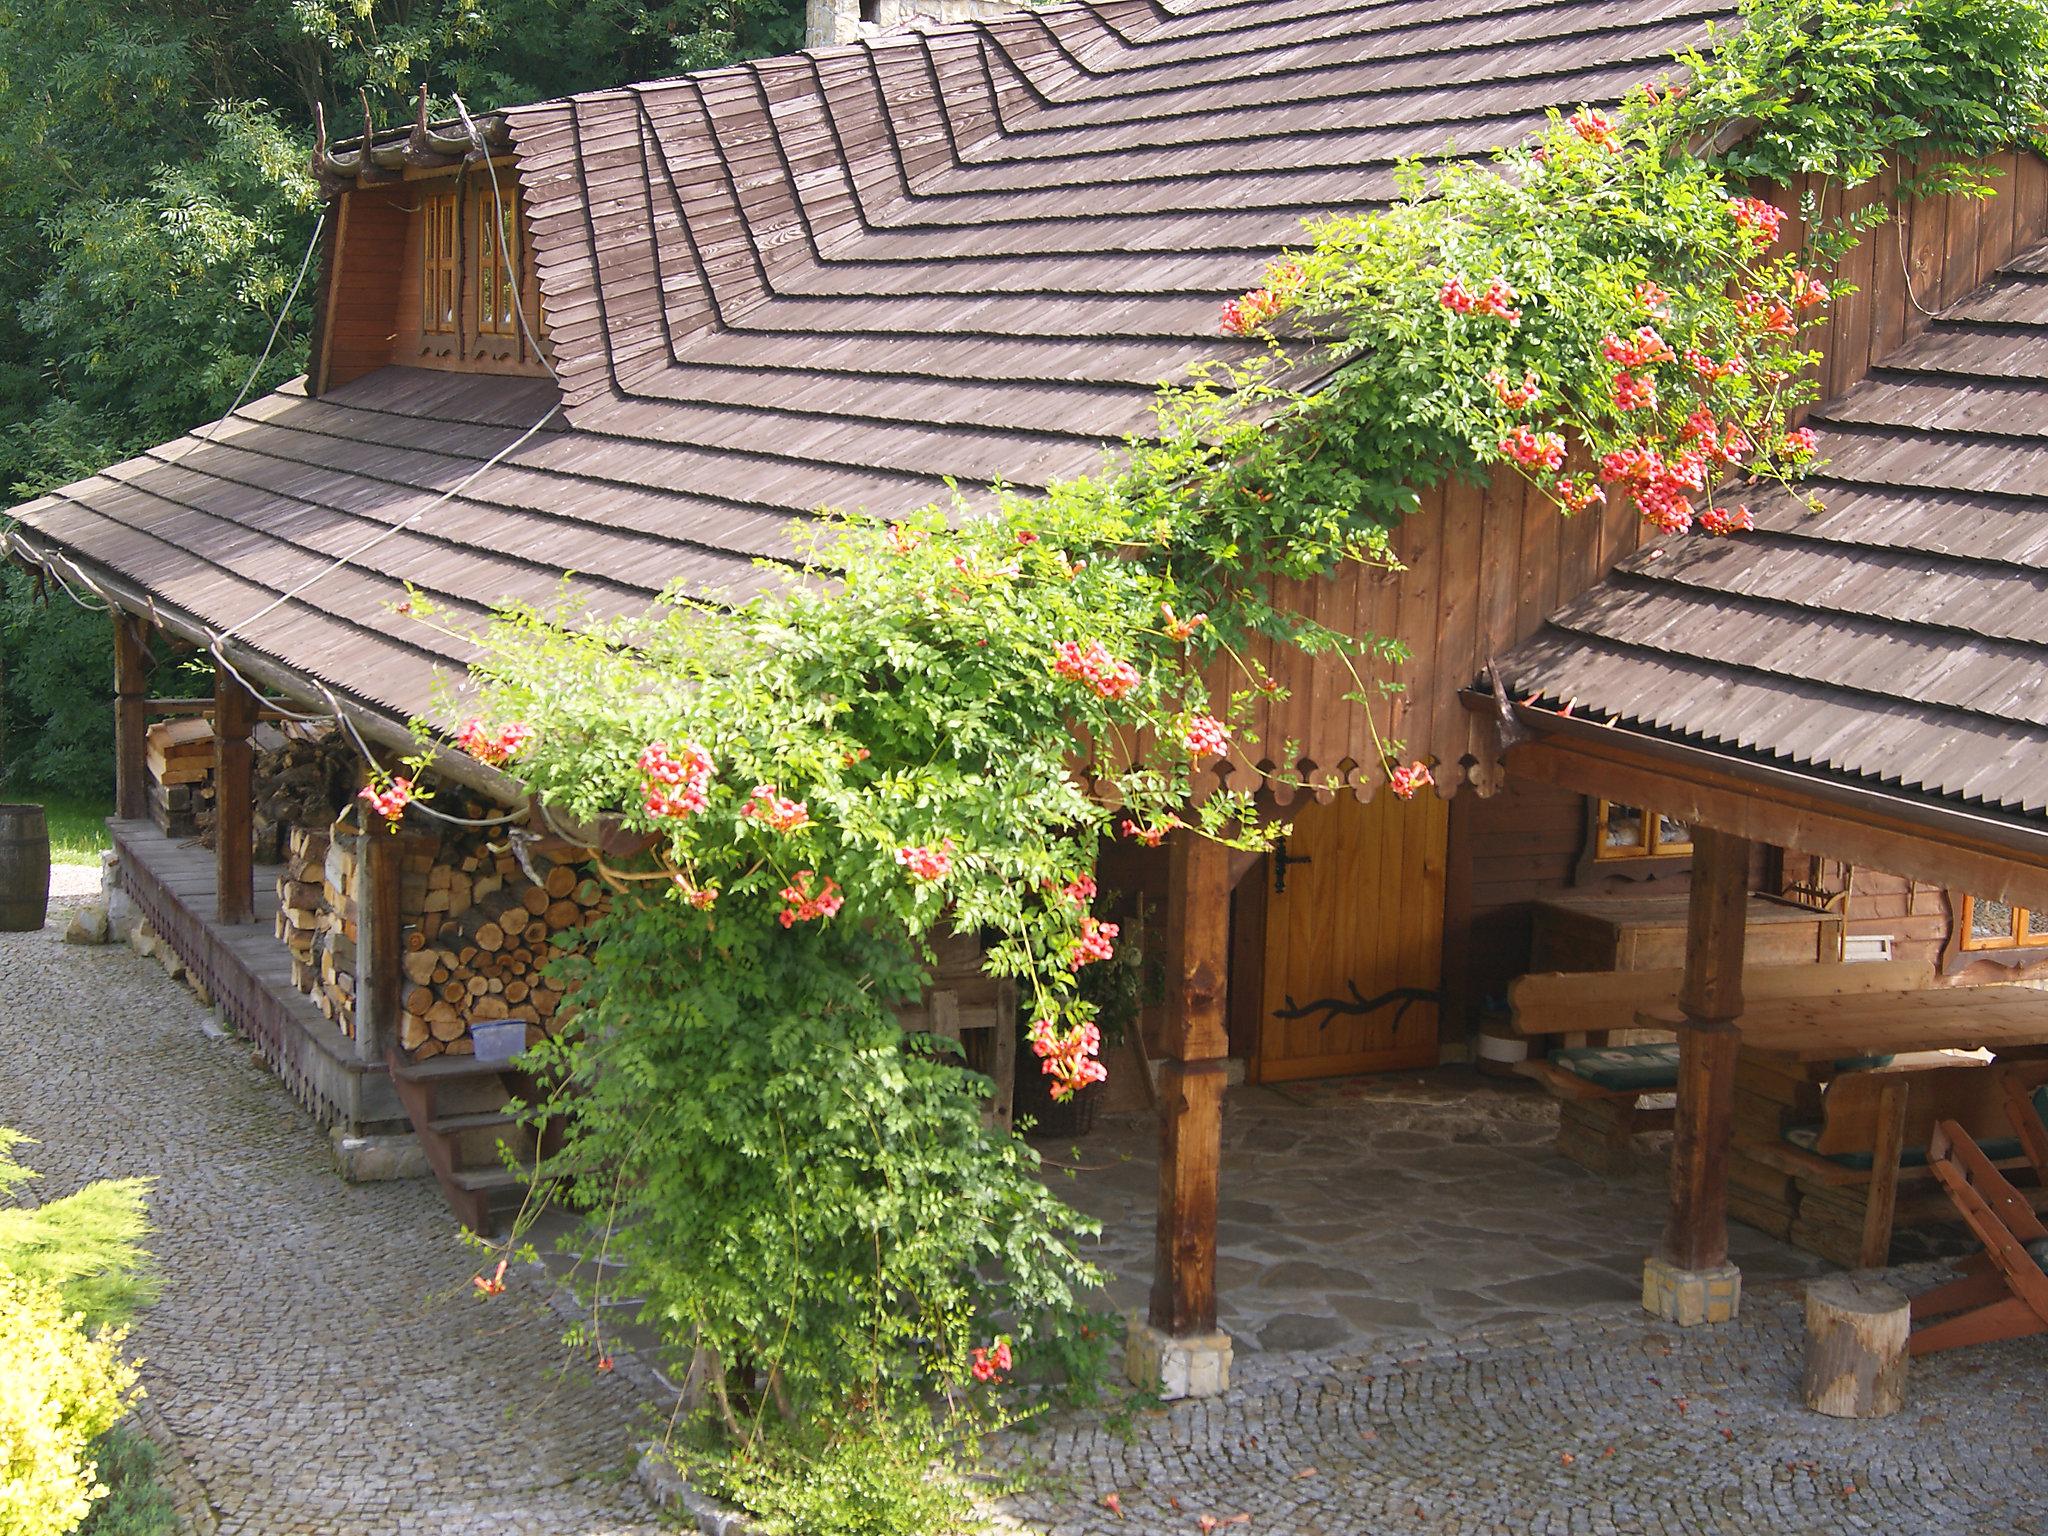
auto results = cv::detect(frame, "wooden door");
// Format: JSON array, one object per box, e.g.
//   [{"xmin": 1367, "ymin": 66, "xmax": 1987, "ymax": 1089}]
[{"xmin": 1253, "ymin": 790, "xmax": 1449, "ymax": 1082}]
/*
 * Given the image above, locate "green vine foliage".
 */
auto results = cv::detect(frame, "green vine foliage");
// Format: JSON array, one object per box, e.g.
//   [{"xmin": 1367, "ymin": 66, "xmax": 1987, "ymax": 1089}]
[
  {"xmin": 1673, "ymin": 0, "xmax": 2048, "ymax": 190},
  {"xmin": 455, "ymin": 501, "xmax": 1261, "ymax": 1443}
]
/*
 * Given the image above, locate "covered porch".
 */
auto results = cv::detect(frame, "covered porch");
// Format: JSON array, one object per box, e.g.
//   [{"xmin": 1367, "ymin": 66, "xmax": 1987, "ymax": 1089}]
[{"xmin": 1124, "ymin": 725, "xmax": 2048, "ymax": 1395}]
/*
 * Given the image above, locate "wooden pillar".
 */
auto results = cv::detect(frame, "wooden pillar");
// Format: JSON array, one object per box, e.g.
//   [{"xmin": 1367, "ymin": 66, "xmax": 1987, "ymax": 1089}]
[
  {"xmin": 1149, "ymin": 830, "xmax": 1232, "ymax": 1337},
  {"xmin": 213, "ymin": 667, "xmax": 256, "ymax": 924},
  {"xmin": 1661, "ymin": 825, "xmax": 1750, "ymax": 1273},
  {"xmin": 356, "ymin": 823, "xmax": 401, "ymax": 1064},
  {"xmin": 113, "ymin": 612, "xmax": 150, "ymax": 822}
]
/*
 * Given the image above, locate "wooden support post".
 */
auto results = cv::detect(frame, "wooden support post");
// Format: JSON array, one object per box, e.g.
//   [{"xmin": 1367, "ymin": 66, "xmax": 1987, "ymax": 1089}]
[
  {"xmin": 113, "ymin": 612, "xmax": 150, "ymax": 822},
  {"xmin": 214, "ymin": 667, "xmax": 256, "ymax": 924},
  {"xmin": 356, "ymin": 823, "xmax": 400, "ymax": 1064},
  {"xmin": 1662, "ymin": 825, "xmax": 1751, "ymax": 1273},
  {"xmin": 1148, "ymin": 830, "xmax": 1232, "ymax": 1338},
  {"xmin": 1643, "ymin": 824, "xmax": 1750, "ymax": 1327}
]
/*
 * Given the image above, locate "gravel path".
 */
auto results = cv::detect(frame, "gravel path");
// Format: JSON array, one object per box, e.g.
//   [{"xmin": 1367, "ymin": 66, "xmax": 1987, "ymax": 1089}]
[{"xmin": 1, "ymin": 878, "xmax": 664, "ymax": 1536}]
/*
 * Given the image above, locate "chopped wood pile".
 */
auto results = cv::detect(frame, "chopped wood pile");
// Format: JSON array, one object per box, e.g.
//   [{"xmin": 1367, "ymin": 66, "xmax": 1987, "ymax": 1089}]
[
  {"xmin": 145, "ymin": 718, "xmax": 213, "ymax": 835},
  {"xmin": 399, "ymin": 815, "xmax": 605, "ymax": 1060},
  {"xmin": 203, "ymin": 728, "xmax": 354, "ymax": 863},
  {"xmin": 275, "ymin": 798, "xmax": 604, "ymax": 1056},
  {"xmin": 275, "ymin": 822, "xmax": 362, "ymax": 1035}
]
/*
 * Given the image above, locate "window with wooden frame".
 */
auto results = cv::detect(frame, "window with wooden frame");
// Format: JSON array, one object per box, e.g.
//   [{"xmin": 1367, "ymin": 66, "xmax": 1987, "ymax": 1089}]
[
  {"xmin": 475, "ymin": 194, "xmax": 521, "ymax": 342},
  {"xmin": 1592, "ymin": 799, "xmax": 1693, "ymax": 861},
  {"xmin": 420, "ymin": 190, "xmax": 460, "ymax": 339},
  {"xmin": 1958, "ymin": 894, "xmax": 2043, "ymax": 951}
]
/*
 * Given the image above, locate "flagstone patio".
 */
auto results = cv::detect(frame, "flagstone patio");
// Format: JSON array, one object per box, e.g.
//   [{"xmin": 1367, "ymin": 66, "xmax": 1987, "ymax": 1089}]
[{"xmin": 1036, "ymin": 1069, "xmax": 1838, "ymax": 1356}]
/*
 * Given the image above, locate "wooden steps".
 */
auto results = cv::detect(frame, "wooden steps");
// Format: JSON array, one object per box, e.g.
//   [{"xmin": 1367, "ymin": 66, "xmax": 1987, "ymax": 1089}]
[{"xmin": 386, "ymin": 1048, "xmax": 542, "ymax": 1233}]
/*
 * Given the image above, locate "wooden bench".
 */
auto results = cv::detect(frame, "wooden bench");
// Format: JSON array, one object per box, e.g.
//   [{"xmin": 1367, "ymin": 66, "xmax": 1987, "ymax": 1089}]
[
  {"xmin": 1507, "ymin": 961, "xmax": 1928, "ymax": 1174},
  {"xmin": 1736, "ymin": 1059, "xmax": 2048, "ymax": 1268}
]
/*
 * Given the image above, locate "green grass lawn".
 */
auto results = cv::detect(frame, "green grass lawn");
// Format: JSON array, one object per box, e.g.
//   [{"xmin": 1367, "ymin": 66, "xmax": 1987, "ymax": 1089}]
[{"xmin": 17, "ymin": 792, "xmax": 114, "ymax": 866}]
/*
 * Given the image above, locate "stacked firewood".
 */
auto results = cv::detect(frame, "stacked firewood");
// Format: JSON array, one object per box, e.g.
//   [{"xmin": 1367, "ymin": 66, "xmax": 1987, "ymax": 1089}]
[
  {"xmin": 146, "ymin": 719, "xmax": 214, "ymax": 835},
  {"xmin": 203, "ymin": 728, "xmax": 354, "ymax": 862},
  {"xmin": 276, "ymin": 822, "xmax": 360, "ymax": 1036},
  {"xmin": 398, "ymin": 814, "xmax": 606, "ymax": 1060}
]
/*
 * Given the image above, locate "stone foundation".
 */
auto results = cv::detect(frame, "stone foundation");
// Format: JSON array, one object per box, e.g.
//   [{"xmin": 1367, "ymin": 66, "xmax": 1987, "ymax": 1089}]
[
  {"xmin": 1125, "ymin": 1318, "xmax": 1233, "ymax": 1400},
  {"xmin": 1643, "ymin": 1255, "xmax": 1742, "ymax": 1326}
]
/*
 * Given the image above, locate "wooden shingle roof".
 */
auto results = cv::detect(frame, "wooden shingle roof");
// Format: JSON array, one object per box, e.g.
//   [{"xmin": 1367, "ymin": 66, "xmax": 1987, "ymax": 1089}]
[
  {"xmin": 8, "ymin": 0, "xmax": 1731, "ymax": 733},
  {"xmin": 1496, "ymin": 238, "xmax": 2048, "ymax": 827}
]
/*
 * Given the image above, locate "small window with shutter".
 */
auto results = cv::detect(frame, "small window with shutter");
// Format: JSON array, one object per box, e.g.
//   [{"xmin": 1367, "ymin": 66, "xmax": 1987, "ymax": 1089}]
[
  {"xmin": 421, "ymin": 190, "xmax": 460, "ymax": 338},
  {"xmin": 476, "ymin": 195, "xmax": 521, "ymax": 341}
]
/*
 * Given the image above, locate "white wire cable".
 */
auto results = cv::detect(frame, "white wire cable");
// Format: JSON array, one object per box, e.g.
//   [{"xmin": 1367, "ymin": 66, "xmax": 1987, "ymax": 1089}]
[
  {"xmin": 182, "ymin": 208, "xmax": 329, "ymax": 457},
  {"xmin": 450, "ymin": 94, "xmax": 559, "ymax": 386}
]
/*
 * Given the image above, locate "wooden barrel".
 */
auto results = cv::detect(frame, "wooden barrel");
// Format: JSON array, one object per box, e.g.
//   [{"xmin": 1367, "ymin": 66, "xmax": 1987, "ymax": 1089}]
[{"xmin": 0, "ymin": 805, "xmax": 51, "ymax": 932}]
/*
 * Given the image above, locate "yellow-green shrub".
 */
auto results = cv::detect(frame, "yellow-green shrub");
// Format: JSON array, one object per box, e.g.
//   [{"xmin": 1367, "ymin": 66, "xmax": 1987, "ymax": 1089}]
[{"xmin": 0, "ymin": 1266, "xmax": 136, "ymax": 1536}]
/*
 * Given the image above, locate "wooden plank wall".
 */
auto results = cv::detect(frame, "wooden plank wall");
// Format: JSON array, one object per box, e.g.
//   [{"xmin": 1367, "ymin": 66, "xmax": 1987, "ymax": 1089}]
[
  {"xmin": 1439, "ymin": 788, "xmax": 2048, "ymax": 1043},
  {"xmin": 1213, "ymin": 151, "xmax": 2048, "ymax": 810},
  {"xmin": 316, "ymin": 188, "xmax": 409, "ymax": 391}
]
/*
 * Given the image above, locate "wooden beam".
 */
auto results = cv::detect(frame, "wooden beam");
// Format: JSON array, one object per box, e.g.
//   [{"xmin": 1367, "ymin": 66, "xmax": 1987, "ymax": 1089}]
[
  {"xmin": 1506, "ymin": 735, "xmax": 2048, "ymax": 914},
  {"xmin": 1662, "ymin": 827, "xmax": 1749, "ymax": 1272},
  {"xmin": 357, "ymin": 823, "xmax": 401, "ymax": 1064},
  {"xmin": 214, "ymin": 668, "xmax": 256, "ymax": 924},
  {"xmin": 1149, "ymin": 830, "xmax": 1232, "ymax": 1336},
  {"xmin": 113, "ymin": 612, "xmax": 150, "ymax": 823}
]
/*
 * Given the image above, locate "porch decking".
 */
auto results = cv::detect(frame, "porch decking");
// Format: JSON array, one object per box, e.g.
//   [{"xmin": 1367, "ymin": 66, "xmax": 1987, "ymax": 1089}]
[{"xmin": 110, "ymin": 817, "xmax": 403, "ymax": 1135}]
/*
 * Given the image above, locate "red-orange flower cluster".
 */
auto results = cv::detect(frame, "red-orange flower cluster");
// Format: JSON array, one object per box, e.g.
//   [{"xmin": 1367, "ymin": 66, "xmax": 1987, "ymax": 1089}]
[
  {"xmin": 457, "ymin": 718, "xmax": 533, "ymax": 766},
  {"xmin": 1070, "ymin": 914, "xmax": 1118, "ymax": 970},
  {"xmin": 894, "ymin": 840, "xmax": 956, "ymax": 882},
  {"xmin": 1027, "ymin": 1016, "xmax": 1108, "ymax": 1098},
  {"xmin": 359, "ymin": 776, "xmax": 415, "ymax": 829},
  {"xmin": 969, "ymin": 1338, "xmax": 1014, "ymax": 1383},
  {"xmin": 1053, "ymin": 639, "xmax": 1141, "ymax": 700},
  {"xmin": 741, "ymin": 784, "xmax": 811, "ymax": 834},
  {"xmin": 640, "ymin": 740, "xmax": 715, "ymax": 821},
  {"xmin": 777, "ymin": 871, "xmax": 843, "ymax": 927},
  {"xmin": 1389, "ymin": 761, "xmax": 1434, "ymax": 800}
]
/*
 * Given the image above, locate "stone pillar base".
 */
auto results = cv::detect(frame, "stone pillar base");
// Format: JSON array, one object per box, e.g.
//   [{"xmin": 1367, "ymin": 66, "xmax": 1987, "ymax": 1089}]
[
  {"xmin": 1124, "ymin": 1318, "xmax": 1232, "ymax": 1400},
  {"xmin": 1643, "ymin": 1255, "xmax": 1742, "ymax": 1326}
]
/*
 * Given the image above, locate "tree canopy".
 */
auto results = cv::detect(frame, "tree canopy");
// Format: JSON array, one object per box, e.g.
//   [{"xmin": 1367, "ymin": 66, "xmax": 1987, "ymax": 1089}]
[{"xmin": 0, "ymin": 0, "xmax": 805, "ymax": 501}]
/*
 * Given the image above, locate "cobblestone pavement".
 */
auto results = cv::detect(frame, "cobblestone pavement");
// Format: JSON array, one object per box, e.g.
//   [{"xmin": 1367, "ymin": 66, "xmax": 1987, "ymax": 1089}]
[
  {"xmin": 1, "ymin": 875, "xmax": 665, "ymax": 1536},
  {"xmin": 1039, "ymin": 1072, "xmax": 1834, "ymax": 1355},
  {"xmin": 987, "ymin": 1289, "xmax": 2048, "ymax": 1535}
]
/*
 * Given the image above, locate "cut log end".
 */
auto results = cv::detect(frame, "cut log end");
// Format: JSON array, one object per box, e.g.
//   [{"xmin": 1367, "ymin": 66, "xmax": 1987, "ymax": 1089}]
[{"xmin": 1802, "ymin": 1273, "xmax": 1908, "ymax": 1419}]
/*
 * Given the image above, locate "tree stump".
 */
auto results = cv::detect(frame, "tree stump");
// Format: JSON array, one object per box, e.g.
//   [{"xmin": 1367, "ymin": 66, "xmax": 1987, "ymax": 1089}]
[{"xmin": 1802, "ymin": 1273, "xmax": 1908, "ymax": 1418}]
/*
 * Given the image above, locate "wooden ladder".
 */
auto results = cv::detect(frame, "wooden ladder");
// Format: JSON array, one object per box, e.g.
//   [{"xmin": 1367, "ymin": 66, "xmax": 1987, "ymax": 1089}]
[{"xmin": 386, "ymin": 1048, "xmax": 543, "ymax": 1234}]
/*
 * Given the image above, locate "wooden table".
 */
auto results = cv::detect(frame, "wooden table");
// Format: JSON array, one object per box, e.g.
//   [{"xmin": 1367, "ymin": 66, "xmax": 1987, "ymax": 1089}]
[
  {"xmin": 1638, "ymin": 985, "xmax": 2048, "ymax": 1062},
  {"xmin": 1532, "ymin": 891, "xmax": 1846, "ymax": 973}
]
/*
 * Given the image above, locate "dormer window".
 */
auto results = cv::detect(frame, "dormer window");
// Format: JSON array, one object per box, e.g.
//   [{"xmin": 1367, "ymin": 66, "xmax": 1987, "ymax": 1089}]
[{"xmin": 399, "ymin": 172, "xmax": 543, "ymax": 372}]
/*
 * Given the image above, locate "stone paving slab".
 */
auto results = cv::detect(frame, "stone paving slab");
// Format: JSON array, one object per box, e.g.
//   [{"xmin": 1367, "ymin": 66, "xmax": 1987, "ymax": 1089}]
[{"xmin": 0, "ymin": 883, "xmax": 665, "ymax": 1536}]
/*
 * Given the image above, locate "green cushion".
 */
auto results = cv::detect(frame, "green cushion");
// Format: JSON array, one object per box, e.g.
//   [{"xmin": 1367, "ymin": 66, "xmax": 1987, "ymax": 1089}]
[
  {"xmin": 1783, "ymin": 1122, "xmax": 2024, "ymax": 1171},
  {"xmin": 1832, "ymin": 1054, "xmax": 1895, "ymax": 1071},
  {"xmin": 1551, "ymin": 1041, "xmax": 1681, "ymax": 1093}
]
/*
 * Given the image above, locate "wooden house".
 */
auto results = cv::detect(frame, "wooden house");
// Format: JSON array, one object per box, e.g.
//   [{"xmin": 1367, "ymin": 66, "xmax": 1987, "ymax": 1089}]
[{"xmin": 11, "ymin": 0, "xmax": 2048, "ymax": 1393}]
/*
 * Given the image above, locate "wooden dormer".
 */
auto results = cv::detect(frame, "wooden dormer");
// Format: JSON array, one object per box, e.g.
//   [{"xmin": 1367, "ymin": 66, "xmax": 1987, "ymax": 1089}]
[{"xmin": 312, "ymin": 161, "xmax": 550, "ymax": 393}]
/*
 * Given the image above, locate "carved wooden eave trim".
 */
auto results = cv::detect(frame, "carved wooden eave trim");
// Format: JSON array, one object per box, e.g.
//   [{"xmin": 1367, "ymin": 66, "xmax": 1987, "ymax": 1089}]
[{"xmin": 311, "ymin": 87, "xmax": 512, "ymax": 199}]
